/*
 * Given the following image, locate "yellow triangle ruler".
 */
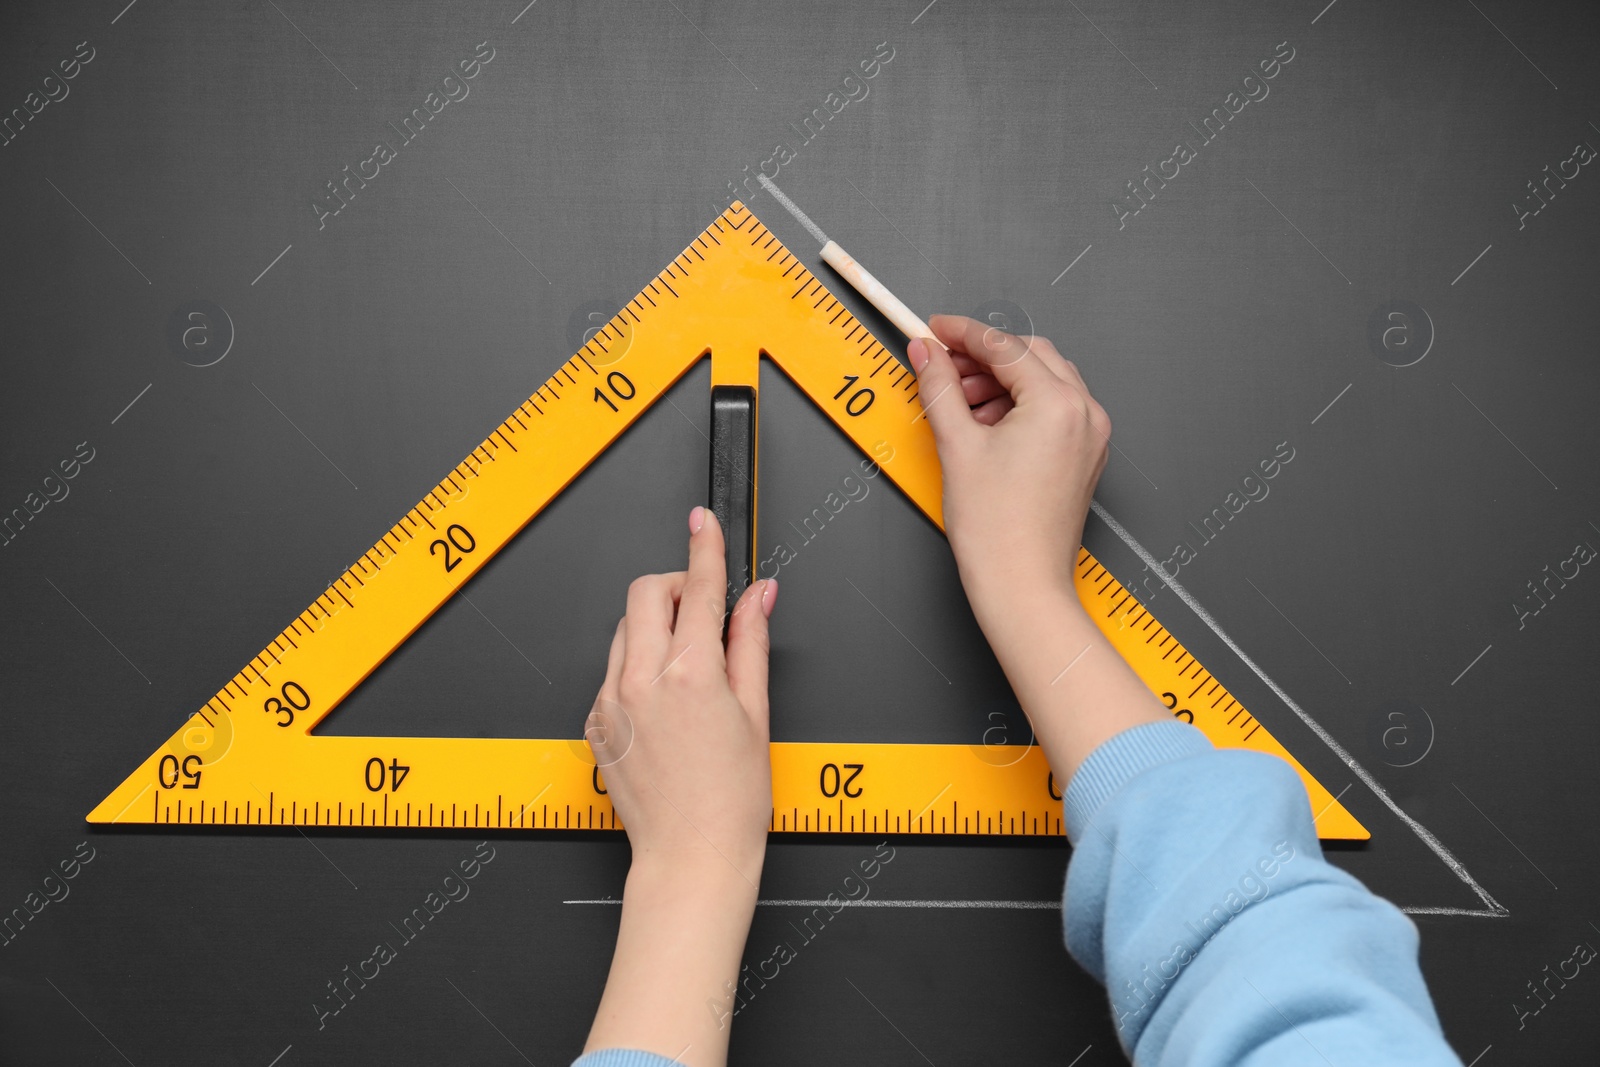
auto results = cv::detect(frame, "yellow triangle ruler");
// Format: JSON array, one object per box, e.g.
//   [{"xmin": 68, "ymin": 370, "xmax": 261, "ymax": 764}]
[{"xmin": 88, "ymin": 202, "xmax": 1367, "ymax": 839}]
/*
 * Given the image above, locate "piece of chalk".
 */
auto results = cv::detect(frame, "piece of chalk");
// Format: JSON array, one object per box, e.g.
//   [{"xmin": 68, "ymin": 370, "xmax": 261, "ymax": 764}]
[
  {"xmin": 821, "ymin": 240, "xmax": 933, "ymax": 342},
  {"xmin": 756, "ymin": 174, "xmax": 933, "ymax": 344}
]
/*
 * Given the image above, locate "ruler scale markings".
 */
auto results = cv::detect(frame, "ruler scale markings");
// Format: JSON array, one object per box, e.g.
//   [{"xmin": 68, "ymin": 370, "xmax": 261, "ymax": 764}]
[{"xmin": 88, "ymin": 202, "xmax": 1365, "ymax": 840}]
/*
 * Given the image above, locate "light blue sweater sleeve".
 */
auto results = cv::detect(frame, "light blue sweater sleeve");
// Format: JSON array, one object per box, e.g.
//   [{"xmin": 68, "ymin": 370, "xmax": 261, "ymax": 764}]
[
  {"xmin": 571, "ymin": 1050, "xmax": 680, "ymax": 1067},
  {"xmin": 1062, "ymin": 719, "xmax": 1462, "ymax": 1065}
]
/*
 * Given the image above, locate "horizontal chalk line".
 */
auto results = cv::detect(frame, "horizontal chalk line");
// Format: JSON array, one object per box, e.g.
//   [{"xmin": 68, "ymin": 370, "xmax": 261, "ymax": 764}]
[
  {"xmin": 566, "ymin": 898, "xmax": 1060, "ymax": 909},
  {"xmin": 565, "ymin": 897, "xmax": 1501, "ymax": 917}
]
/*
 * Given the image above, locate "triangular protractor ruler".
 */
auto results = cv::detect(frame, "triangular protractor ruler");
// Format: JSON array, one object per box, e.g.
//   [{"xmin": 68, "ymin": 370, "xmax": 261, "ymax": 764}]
[{"xmin": 89, "ymin": 202, "xmax": 1367, "ymax": 839}]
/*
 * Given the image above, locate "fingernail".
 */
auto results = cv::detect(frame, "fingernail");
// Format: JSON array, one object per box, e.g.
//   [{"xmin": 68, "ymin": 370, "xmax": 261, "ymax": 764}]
[
  {"xmin": 761, "ymin": 578, "xmax": 778, "ymax": 617},
  {"xmin": 689, "ymin": 505, "xmax": 706, "ymax": 534},
  {"xmin": 907, "ymin": 337, "xmax": 929, "ymax": 374}
]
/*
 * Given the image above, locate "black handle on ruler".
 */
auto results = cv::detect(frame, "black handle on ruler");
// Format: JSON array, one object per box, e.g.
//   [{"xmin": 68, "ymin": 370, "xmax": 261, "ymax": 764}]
[{"xmin": 709, "ymin": 385, "xmax": 756, "ymax": 620}]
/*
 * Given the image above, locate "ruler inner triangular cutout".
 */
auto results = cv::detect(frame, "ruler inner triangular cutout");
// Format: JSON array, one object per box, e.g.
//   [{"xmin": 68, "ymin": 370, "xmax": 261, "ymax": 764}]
[{"xmin": 89, "ymin": 203, "xmax": 1366, "ymax": 840}]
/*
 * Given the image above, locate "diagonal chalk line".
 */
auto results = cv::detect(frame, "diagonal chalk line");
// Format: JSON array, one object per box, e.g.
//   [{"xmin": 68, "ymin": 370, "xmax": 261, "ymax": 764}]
[
  {"xmin": 757, "ymin": 173, "xmax": 828, "ymax": 246},
  {"xmin": 1088, "ymin": 500, "xmax": 1508, "ymax": 918},
  {"xmin": 1051, "ymin": 243, "xmax": 1092, "ymax": 285}
]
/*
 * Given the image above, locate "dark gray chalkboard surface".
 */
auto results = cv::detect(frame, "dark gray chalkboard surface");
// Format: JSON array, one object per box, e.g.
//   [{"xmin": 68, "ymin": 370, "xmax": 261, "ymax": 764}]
[{"xmin": 2, "ymin": 1, "xmax": 1597, "ymax": 1063}]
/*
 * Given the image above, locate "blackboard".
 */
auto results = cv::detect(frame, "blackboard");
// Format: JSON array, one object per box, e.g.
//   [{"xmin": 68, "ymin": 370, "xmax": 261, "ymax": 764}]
[{"xmin": 2, "ymin": 1, "xmax": 1597, "ymax": 1063}]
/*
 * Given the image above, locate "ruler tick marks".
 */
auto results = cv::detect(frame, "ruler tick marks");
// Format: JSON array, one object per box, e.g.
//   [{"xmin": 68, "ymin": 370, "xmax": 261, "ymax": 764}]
[{"xmin": 87, "ymin": 201, "xmax": 1366, "ymax": 843}]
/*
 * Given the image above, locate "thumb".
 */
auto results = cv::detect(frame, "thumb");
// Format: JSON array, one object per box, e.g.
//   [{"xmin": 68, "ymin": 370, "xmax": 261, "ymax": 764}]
[
  {"xmin": 725, "ymin": 577, "xmax": 776, "ymax": 734},
  {"xmin": 907, "ymin": 336, "xmax": 975, "ymax": 452}
]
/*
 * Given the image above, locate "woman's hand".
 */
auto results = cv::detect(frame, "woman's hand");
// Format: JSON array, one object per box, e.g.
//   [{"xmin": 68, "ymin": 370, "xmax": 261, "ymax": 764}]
[
  {"xmin": 588, "ymin": 504, "xmax": 777, "ymax": 883},
  {"xmin": 582, "ymin": 505, "xmax": 778, "ymax": 1067},
  {"xmin": 906, "ymin": 316, "xmax": 1169, "ymax": 784},
  {"xmin": 907, "ymin": 314, "xmax": 1112, "ymax": 624}
]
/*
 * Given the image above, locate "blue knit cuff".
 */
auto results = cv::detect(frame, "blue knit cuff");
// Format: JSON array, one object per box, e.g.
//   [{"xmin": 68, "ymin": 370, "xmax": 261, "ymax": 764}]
[
  {"xmin": 571, "ymin": 1049, "xmax": 683, "ymax": 1067},
  {"xmin": 1062, "ymin": 720, "xmax": 1214, "ymax": 845}
]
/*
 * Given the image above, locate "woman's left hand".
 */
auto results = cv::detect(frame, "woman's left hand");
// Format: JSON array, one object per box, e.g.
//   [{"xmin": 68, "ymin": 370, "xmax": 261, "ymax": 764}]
[
  {"xmin": 587, "ymin": 505, "xmax": 778, "ymax": 884},
  {"xmin": 581, "ymin": 505, "xmax": 779, "ymax": 1067}
]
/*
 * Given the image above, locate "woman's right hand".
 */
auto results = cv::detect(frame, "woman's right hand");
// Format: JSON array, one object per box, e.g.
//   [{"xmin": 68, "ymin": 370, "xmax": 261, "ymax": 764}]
[
  {"xmin": 906, "ymin": 314, "xmax": 1113, "ymax": 626},
  {"xmin": 907, "ymin": 316, "xmax": 1170, "ymax": 785}
]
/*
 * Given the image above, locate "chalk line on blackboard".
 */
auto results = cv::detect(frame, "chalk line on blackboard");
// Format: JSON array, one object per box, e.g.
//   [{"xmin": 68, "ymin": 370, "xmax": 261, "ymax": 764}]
[
  {"xmin": 566, "ymin": 899, "xmax": 1060, "ymax": 909},
  {"xmin": 1088, "ymin": 500, "xmax": 1509, "ymax": 919},
  {"xmin": 565, "ymin": 899, "xmax": 1500, "ymax": 916}
]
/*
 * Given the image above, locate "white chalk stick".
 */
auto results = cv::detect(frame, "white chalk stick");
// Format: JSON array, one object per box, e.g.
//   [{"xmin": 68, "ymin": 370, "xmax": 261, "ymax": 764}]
[{"xmin": 821, "ymin": 240, "xmax": 933, "ymax": 342}]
